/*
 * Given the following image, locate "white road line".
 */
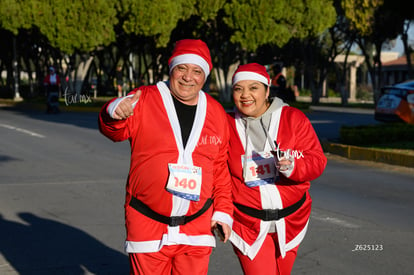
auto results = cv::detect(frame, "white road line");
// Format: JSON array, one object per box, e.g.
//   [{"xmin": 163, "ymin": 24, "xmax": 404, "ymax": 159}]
[
  {"xmin": 312, "ymin": 213, "xmax": 360, "ymax": 228},
  {"xmin": 0, "ymin": 123, "xmax": 45, "ymax": 138}
]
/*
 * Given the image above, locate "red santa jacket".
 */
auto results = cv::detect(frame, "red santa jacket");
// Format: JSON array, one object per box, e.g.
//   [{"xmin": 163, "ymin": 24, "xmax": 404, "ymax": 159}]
[
  {"xmin": 43, "ymin": 73, "xmax": 61, "ymax": 86},
  {"xmin": 99, "ymin": 82, "xmax": 233, "ymax": 253},
  {"xmin": 227, "ymin": 104, "xmax": 327, "ymax": 259}
]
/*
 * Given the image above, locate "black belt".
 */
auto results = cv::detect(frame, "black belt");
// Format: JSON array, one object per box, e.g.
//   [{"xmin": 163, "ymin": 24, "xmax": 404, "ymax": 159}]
[
  {"xmin": 234, "ymin": 193, "xmax": 307, "ymax": 221},
  {"xmin": 129, "ymin": 196, "xmax": 213, "ymax": 227}
]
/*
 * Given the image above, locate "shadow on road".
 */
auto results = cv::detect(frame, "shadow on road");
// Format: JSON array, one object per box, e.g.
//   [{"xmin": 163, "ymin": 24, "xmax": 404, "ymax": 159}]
[
  {"xmin": 0, "ymin": 154, "xmax": 20, "ymax": 162},
  {"xmin": 0, "ymin": 212, "xmax": 128, "ymax": 274}
]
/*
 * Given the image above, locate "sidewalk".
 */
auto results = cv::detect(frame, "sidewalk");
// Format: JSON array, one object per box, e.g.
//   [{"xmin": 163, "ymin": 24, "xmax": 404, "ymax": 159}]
[{"xmin": 305, "ymin": 105, "xmax": 414, "ymax": 169}]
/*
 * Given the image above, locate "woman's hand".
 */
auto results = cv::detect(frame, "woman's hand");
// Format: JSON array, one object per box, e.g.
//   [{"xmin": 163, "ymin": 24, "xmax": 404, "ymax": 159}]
[{"xmin": 275, "ymin": 157, "xmax": 293, "ymax": 172}]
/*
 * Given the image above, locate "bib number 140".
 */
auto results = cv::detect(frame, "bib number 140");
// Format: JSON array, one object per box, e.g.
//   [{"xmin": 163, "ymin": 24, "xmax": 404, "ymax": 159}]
[
  {"xmin": 174, "ymin": 177, "xmax": 197, "ymax": 190},
  {"xmin": 166, "ymin": 163, "xmax": 202, "ymax": 201}
]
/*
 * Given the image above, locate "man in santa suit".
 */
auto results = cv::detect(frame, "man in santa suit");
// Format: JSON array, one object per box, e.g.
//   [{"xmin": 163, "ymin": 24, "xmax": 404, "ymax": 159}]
[
  {"xmin": 227, "ymin": 63, "xmax": 327, "ymax": 275},
  {"xmin": 43, "ymin": 66, "xmax": 61, "ymax": 92},
  {"xmin": 98, "ymin": 39, "xmax": 233, "ymax": 275}
]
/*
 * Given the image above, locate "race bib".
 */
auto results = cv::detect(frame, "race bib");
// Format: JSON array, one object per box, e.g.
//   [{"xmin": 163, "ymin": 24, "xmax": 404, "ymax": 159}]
[
  {"xmin": 242, "ymin": 152, "xmax": 276, "ymax": 187},
  {"xmin": 166, "ymin": 163, "xmax": 202, "ymax": 201}
]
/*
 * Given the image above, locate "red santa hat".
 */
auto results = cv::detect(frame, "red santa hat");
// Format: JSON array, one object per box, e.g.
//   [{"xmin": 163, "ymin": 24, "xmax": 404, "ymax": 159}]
[
  {"xmin": 232, "ymin": 63, "xmax": 271, "ymax": 87},
  {"xmin": 168, "ymin": 39, "xmax": 212, "ymax": 79}
]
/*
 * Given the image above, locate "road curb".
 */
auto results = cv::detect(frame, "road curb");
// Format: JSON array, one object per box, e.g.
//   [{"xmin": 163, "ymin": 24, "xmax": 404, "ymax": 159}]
[{"xmin": 321, "ymin": 141, "xmax": 414, "ymax": 168}]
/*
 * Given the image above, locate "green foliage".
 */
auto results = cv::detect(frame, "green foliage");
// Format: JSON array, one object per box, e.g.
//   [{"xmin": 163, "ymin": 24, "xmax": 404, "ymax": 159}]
[
  {"xmin": 340, "ymin": 123, "xmax": 414, "ymax": 147},
  {"xmin": 32, "ymin": 0, "xmax": 118, "ymax": 53},
  {"xmin": 0, "ymin": 0, "xmax": 338, "ymax": 60},
  {"xmin": 299, "ymin": 88, "xmax": 312, "ymax": 96},
  {"xmin": 327, "ymin": 88, "xmax": 340, "ymax": 97},
  {"xmin": 0, "ymin": 0, "xmax": 410, "ymax": 104},
  {"xmin": 120, "ymin": 0, "xmax": 224, "ymax": 47},
  {"xmin": 195, "ymin": 0, "xmax": 227, "ymax": 21},
  {"xmin": 0, "ymin": 0, "xmax": 118, "ymax": 53},
  {"xmin": 121, "ymin": 0, "xmax": 182, "ymax": 47},
  {"xmin": 301, "ymin": 0, "xmax": 337, "ymax": 37},
  {"xmin": 223, "ymin": 0, "xmax": 336, "ymax": 51},
  {"xmin": 342, "ymin": 0, "xmax": 382, "ymax": 36},
  {"xmin": 0, "ymin": 0, "xmax": 32, "ymax": 34},
  {"xmin": 223, "ymin": 1, "xmax": 290, "ymax": 50}
]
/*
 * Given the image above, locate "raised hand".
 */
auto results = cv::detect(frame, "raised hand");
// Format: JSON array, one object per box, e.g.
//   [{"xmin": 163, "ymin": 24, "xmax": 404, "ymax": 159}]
[{"xmin": 112, "ymin": 90, "xmax": 141, "ymax": 120}]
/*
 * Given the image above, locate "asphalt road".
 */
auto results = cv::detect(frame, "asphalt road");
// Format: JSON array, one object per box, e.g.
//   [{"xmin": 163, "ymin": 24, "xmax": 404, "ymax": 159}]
[
  {"xmin": 0, "ymin": 105, "xmax": 413, "ymax": 274},
  {"xmin": 305, "ymin": 105, "xmax": 379, "ymax": 142}
]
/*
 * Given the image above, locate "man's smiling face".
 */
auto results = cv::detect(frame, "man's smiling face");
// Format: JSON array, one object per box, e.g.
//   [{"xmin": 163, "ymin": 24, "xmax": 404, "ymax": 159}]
[{"xmin": 169, "ymin": 64, "xmax": 205, "ymax": 105}]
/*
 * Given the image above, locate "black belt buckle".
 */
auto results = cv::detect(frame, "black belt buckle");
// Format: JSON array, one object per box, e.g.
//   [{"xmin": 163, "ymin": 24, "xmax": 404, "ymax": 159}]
[
  {"xmin": 264, "ymin": 209, "xmax": 279, "ymax": 221},
  {"xmin": 169, "ymin": 216, "xmax": 186, "ymax": 227}
]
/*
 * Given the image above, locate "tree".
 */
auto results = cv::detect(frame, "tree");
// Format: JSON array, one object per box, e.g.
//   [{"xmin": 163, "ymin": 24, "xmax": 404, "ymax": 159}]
[
  {"xmin": 341, "ymin": 0, "xmax": 403, "ymax": 102},
  {"xmin": 33, "ymin": 0, "xmax": 118, "ymax": 95},
  {"xmin": 222, "ymin": 0, "xmax": 336, "ymax": 103},
  {"xmin": 31, "ymin": 0, "xmax": 117, "ymax": 54},
  {"xmin": 386, "ymin": 0, "xmax": 414, "ymax": 79},
  {"xmin": 0, "ymin": 0, "xmax": 119, "ymax": 98},
  {"xmin": 0, "ymin": 0, "xmax": 32, "ymax": 100},
  {"xmin": 223, "ymin": 0, "xmax": 336, "ymax": 52},
  {"xmin": 120, "ymin": 0, "xmax": 188, "ymax": 48},
  {"xmin": 170, "ymin": 1, "xmax": 239, "ymax": 102}
]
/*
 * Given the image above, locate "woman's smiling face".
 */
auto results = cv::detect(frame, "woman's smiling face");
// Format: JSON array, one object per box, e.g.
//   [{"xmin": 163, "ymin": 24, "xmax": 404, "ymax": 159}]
[{"xmin": 232, "ymin": 80, "xmax": 270, "ymax": 118}]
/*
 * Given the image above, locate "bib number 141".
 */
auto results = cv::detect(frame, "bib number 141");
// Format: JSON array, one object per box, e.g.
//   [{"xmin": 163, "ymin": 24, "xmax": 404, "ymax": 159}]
[{"xmin": 250, "ymin": 164, "xmax": 272, "ymax": 177}]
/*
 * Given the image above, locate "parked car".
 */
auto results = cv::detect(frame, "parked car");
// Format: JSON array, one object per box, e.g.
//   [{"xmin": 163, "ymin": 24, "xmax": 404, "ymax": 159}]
[{"xmin": 375, "ymin": 80, "xmax": 414, "ymax": 123}]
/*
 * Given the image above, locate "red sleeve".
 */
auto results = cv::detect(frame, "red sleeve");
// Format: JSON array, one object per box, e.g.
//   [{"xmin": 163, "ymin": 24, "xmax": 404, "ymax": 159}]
[
  {"xmin": 97, "ymin": 88, "xmax": 142, "ymax": 142},
  {"xmin": 210, "ymin": 102, "xmax": 233, "ymax": 219},
  {"xmin": 98, "ymin": 99, "xmax": 129, "ymax": 142},
  {"xmin": 97, "ymin": 86, "xmax": 157, "ymax": 143},
  {"xmin": 280, "ymin": 107, "xmax": 327, "ymax": 183}
]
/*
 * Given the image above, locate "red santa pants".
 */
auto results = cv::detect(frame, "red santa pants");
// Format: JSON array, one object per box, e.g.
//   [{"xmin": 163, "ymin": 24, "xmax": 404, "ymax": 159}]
[
  {"xmin": 233, "ymin": 233, "xmax": 299, "ymax": 275},
  {"xmin": 129, "ymin": 245, "xmax": 212, "ymax": 275}
]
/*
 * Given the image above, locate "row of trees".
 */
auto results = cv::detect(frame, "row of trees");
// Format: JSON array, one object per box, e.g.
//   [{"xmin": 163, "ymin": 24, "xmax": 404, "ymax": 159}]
[{"xmin": 0, "ymin": 0, "xmax": 413, "ymax": 104}]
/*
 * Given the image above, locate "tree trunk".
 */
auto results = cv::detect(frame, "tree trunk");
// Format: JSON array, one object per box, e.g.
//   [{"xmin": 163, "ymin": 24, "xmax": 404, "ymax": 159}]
[{"xmin": 401, "ymin": 22, "xmax": 413, "ymax": 80}]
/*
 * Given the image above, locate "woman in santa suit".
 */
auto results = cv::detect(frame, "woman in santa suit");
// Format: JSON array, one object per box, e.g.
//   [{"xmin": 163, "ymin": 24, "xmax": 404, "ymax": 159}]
[{"xmin": 227, "ymin": 63, "xmax": 327, "ymax": 275}]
